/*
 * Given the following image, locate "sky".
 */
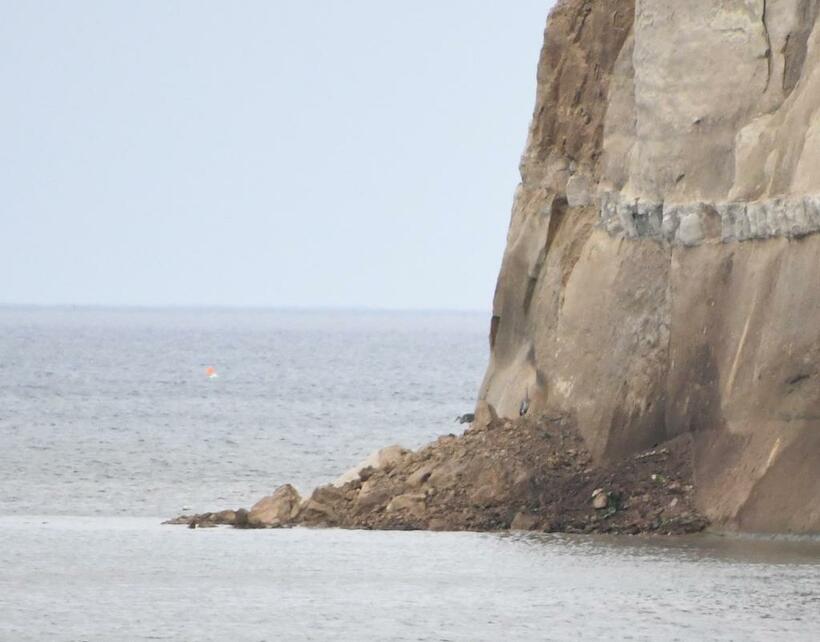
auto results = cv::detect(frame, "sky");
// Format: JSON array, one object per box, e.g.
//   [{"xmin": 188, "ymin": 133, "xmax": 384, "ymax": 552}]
[{"xmin": 0, "ymin": 1, "xmax": 553, "ymax": 310}]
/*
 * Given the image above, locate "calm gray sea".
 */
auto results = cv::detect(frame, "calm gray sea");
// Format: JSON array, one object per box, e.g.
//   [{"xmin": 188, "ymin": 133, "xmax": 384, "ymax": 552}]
[{"xmin": 0, "ymin": 307, "xmax": 818, "ymax": 641}]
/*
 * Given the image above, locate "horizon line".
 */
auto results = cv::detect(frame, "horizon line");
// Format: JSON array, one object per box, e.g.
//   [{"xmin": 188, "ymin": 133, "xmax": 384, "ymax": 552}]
[{"xmin": 0, "ymin": 302, "xmax": 490, "ymax": 314}]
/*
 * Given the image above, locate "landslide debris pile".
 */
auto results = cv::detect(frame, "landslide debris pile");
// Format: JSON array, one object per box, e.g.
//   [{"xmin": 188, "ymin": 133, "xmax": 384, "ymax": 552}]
[{"xmin": 168, "ymin": 409, "xmax": 707, "ymax": 535}]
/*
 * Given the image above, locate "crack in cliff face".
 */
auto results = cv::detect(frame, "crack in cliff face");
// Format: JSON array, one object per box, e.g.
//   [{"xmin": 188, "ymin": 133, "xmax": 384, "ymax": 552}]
[{"xmin": 762, "ymin": 0, "xmax": 773, "ymax": 92}]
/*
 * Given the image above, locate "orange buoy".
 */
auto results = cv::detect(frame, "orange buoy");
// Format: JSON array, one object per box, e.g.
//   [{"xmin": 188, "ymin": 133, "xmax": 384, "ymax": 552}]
[{"xmin": 205, "ymin": 366, "xmax": 218, "ymax": 378}]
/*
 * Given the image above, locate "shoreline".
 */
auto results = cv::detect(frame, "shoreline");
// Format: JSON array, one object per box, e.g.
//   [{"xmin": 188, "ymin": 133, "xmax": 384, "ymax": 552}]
[{"xmin": 4, "ymin": 509, "xmax": 818, "ymax": 548}]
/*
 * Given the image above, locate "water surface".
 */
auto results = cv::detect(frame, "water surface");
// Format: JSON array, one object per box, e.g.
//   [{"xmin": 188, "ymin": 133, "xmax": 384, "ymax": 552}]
[
  {"xmin": 1, "ymin": 517, "xmax": 818, "ymax": 641},
  {"xmin": 0, "ymin": 307, "xmax": 487, "ymax": 516},
  {"xmin": 0, "ymin": 307, "xmax": 817, "ymax": 641}
]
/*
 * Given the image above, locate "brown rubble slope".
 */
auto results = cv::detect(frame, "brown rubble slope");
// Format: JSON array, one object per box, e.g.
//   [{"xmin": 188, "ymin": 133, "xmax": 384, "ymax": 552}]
[{"xmin": 169, "ymin": 409, "xmax": 707, "ymax": 535}]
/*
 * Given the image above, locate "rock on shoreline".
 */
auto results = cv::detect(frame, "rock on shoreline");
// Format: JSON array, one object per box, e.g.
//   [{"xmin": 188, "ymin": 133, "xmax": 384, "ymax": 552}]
[{"xmin": 166, "ymin": 410, "xmax": 707, "ymax": 536}]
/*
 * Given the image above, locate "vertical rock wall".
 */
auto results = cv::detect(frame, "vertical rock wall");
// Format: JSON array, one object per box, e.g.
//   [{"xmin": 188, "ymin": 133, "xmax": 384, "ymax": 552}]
[{"xmin": 480, "ymin": 0, "xmax": 820, "ymax": 533}]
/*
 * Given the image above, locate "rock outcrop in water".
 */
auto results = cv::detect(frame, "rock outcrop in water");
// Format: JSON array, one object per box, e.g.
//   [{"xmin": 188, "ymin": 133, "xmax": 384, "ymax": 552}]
[{"xmin": 171, "ymin": 0, "xmax": 819, "ymax": 535}]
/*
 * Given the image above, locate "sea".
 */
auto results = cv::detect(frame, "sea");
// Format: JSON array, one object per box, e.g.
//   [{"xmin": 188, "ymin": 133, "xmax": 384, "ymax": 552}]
[{"xmin": 0, "ymin": 306, "xmax": 818, "ymax": 641}]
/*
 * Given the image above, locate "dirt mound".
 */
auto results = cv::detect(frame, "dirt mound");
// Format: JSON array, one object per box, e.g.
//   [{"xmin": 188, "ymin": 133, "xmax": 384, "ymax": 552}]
[{"xmin": 168, "ymin": 413, "xmax": 707, "ymax": 535}]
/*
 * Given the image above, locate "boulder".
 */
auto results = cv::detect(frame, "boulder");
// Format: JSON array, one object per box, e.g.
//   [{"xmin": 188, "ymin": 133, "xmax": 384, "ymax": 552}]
[
  {"xmin": 386, "ymin": 493, "xmax": 427, "ymax": 517},
  {"xmin": 332, "ymin": 444, "xmax": 410, "ymax": 487},
  {"xmin": 468, "ymin": 465, "xmax": 506, "ymax": 506},
  {"xmin": 298, "ymin": 499, "xmax": 339, "ymax": 526},
  {"xmin": 426, "ymin": 461, "xmax": 464, "ymax": 491},
  {"xmin": 406, "ymin": 463, "xmax": 435, "ymax": 487},
  {"xmin": 311, "ymin": 484, "xmax": 346, "ymax": 505},
  {"xmin": 592, "ymin": 488, "xmax": 608, "ymax": 510},
  {"xmin": 247, "ymin": 484, "xmax": 301, "ymax": 528},
  {"xmin": 234, "ymin": 508, "xmax": 249, "ymax": 527},
  {"xmin": 212, "ymin": 509, "xmax": 238, "ymax": 525},
  {"xmin": 470, "ymin": 400, "xmax": 498, "ymax": 431},
  {"xmin": 354, "ymin": 478, "xmax": 393, "ymax": 513}
]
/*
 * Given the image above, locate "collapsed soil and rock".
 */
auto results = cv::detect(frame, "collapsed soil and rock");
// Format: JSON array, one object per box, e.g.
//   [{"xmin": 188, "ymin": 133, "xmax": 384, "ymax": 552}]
[{"xmin": 167, "ymin": 406, "xmax": 707, "ymax": 535}]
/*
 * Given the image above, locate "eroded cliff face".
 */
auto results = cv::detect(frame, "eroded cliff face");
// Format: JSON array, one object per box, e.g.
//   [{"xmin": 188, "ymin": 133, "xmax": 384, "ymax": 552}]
[
  {"xmin": 171, "ymin": 1, "xmax": 818, "ymax": 537},
  {"xmin": 481, "ymin": 0, "xmax": 820, "ymax": 534}
]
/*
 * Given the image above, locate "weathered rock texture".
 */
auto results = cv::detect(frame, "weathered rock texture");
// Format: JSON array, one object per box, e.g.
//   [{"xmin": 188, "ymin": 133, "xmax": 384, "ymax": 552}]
[
  {"xmin": 169, "ymin": 1, "xmax": 818, "ymax": 537},
  {"xmin": 482, "ymin": 0, "xmax": 820, "ymax": 534}
]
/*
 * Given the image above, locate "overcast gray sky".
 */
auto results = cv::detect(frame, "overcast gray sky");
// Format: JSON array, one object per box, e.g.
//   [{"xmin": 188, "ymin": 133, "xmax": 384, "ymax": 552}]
[{"xmin": 1, "ymin": 1, "xmax": 552, "ymax": 310}]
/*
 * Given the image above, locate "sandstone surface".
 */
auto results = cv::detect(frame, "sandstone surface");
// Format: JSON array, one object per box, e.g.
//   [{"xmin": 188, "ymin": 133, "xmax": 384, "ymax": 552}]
[
  {"xmin": 170, "ymin": 0, "xmax": 819, "ymax": 535},
  {"xmin": 247, "ymin": 484, "xmax": 302, "ymax": 527},
  {"xmin": 482, "ymin": 0, "xmax": 820, "ymax": 534}
]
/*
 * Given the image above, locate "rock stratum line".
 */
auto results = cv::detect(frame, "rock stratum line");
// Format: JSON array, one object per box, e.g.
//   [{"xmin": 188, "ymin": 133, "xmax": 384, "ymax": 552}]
[{"xmin": 598, "ymin": 192, "xmax": 820, "ymax": 244}]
